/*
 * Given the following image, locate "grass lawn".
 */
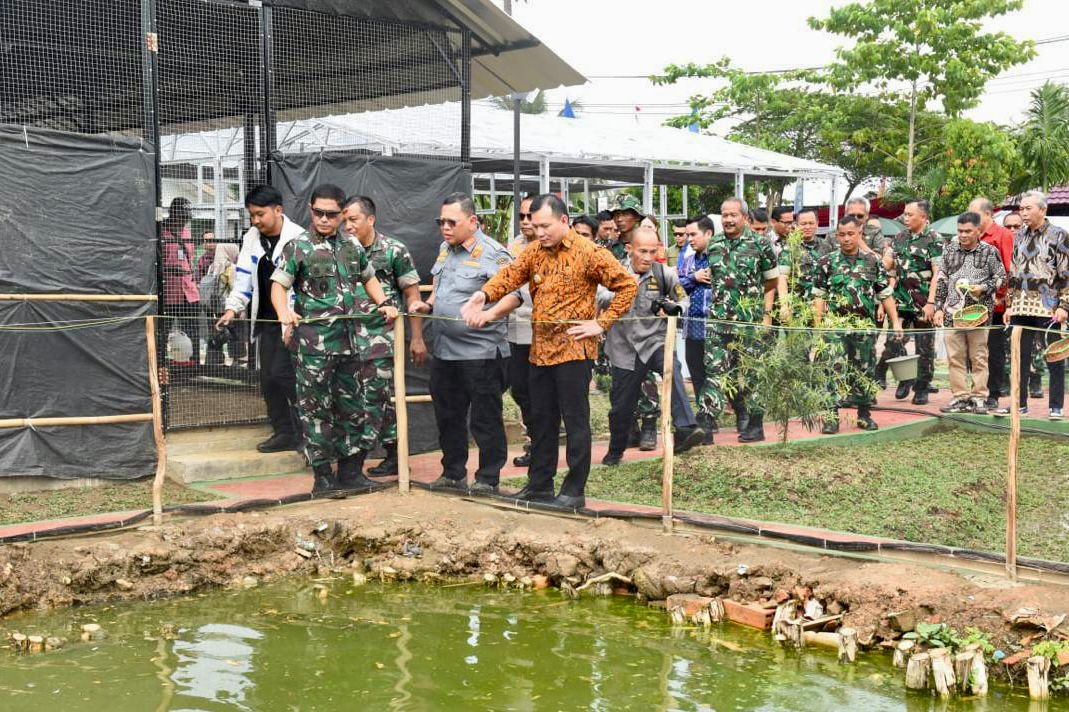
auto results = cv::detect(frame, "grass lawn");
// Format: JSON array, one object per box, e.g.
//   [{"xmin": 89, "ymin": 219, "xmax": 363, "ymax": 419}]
[
  {"xmin": 0, "ymin": 480, "xmax": 219, "ymax": 527},
  {"xmin": 583, "ymin": 426, "xmax": 1069, "ymax": 563}
]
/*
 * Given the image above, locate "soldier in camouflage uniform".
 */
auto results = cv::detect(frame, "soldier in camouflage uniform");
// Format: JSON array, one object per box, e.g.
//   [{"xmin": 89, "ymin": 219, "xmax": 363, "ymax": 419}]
[
  {"xmin": 812, "ymin": 217, "xmax": 903, "ymax": 433},
  {"xmin": 340, "ymin": 195, "xmax": 426, "ymax": 478},
  {"xmin": 699, "ymin": 197, "xmax": 780, "ymax": 442},
  {"xmin": 874, "ymin": 200, "xmax": 942, "ymax": 405},
  {"xmin": 777, "ymin": 208, "xmax": 831, "ymax": 303},
  {"xmin": 270, "ymin": 184, "xmax": 399, "ymax": 495}
]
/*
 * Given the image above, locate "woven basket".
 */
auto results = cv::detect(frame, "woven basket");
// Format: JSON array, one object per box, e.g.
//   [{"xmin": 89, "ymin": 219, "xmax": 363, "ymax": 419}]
[
  {"xmin": 952, "ymin": 304, "xmax": 989, "ymax": 329},
  {"xmin": 1045, "ymin": 335, "xmax": 1069, "ymax": 364}
]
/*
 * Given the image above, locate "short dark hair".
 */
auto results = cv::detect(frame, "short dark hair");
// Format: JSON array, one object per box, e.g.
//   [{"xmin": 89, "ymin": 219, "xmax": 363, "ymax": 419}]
[
  {"xmin": 750, "ymin": 207, "xmax": 768, "ymax": 222},
  {"xmin": 839, "ymin": 215, "xmax": 864, "ymax": 229},
  {"xmin": 796, "ymin": 207, "xmax": 818, "ymax": 221},
  {"xmin": 686, "ymin": 215, "xmax": 716, "ymax": 234},
  {"xmin": 443, "ymin": 192, "xmax": 476, "ymax": 216},
  {"xmin": 771, "ymin": 205, "xmax": 793, "ymax": 221},
  {"xmin": 672, "ymin": 218, "xmax": 688, "ymax": 229},
  {"xmin": 343, "ymin": 195, "xmax": 376, "ymax": 217},
  {"xmin": 245, "ymin": 185, "xmax": 282, "ymax": 208},
  {"xmin": 530, "ymin": 193, "xmax": 568, "ymax": 218},
  {"xmin": 907, "ymin": 198, "xmax": 930, "ymax": 217},
  {"xmin": 310, "ymin": 183, "xmax": 345, "ymax": 207},
  {"xmin": 572, "ymin": 214, "xmax": 599, "ymax": 235},
  {"xmin": 957, "ymin": 211, "xmax": 981, "ymax": 227},
  {"xmin": 596, "ymin": 210, "xmax": 615, "ymax": 223}
]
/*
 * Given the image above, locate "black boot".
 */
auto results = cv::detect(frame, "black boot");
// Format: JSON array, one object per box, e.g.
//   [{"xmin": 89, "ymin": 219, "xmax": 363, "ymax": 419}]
[
  {"xmin": 696, "ymin": 414, "xmax": 717, "ymax": 444},
  {"xmin": 737, "ymin": 413, "xmax": 765, "ymax": 443},
  {"xmin": 258, "ymin": 432, "xmax": 298, "ymax": 453},
  {"xmin": 367, "ymin": 445, "xmax": 398, "ymax": 477},
  {"xmin": 311, "ymin": 463, "xmax": 337, "ymax": 496},
  {"xmin": 639, "ymin": 417, "xmax": 657, "ymax": 451},
  {"xmin": 627, "ymin": 421, "xmax": 641, "ymax": 448},
  {"xmin": 733, "ymin": 399, "xmax": 750, "ymax": 434},
  {"xmin": 856, "ymin": 408, "xmax": 879, "ymax": 431},
  {"xmin": 338, "ymin": 452, "xmax": 378, "ymax": 491},
  {"xmin": 895, "ymin": 379, "xmax": 914, "ymax": 400}
]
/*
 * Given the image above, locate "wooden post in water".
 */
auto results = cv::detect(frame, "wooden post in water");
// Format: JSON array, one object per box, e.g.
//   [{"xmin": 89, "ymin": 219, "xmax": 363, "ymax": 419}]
[
  {"xmin": 1007, "ymin": 326, "xmax": 1022, "ymax": 581},
  {"xmin": 393, "ymin": 316, "xmax": 410, "ymax": 495},
  {"xmin": 146, "ymin": 315, "xmax": 167, "ymax": 526},
  {"xmin": 660, "ymin": 316, "xmax": 678, "ymax": 533}
]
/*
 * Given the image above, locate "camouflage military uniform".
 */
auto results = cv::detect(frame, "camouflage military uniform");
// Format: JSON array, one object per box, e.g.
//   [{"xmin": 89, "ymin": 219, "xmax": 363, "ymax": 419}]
[
  {"xmin": 812, "ymin": 249, "xmax": 893, "ymax": 409},
  {"xmin": 271, "ymin": 230, "xmax": 379, "ymax": 467},
  {"xmin": 875, "ymin": 228, "xmax": 943, "ymax": 393},
  {"xmin": 778, "ymin": 236, "xmax": 832, "ymax": 299},
  {"xmin": 698, "ymin": 228, "xmax": 779, "ymax": 419},
  {"xmin": 353, "ymin": 232, "xmax": 421, "ymax": 447}
]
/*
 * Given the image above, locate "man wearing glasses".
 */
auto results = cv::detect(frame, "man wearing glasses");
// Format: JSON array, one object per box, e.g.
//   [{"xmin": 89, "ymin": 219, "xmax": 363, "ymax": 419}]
[
  {"xmin": 270, "ymin": 184, "xmax": 398, "ymax": 496},
  {"xmin": 769, "ymin": 206, "xmax": 795, "ymax": 257},
  {"xmin": 410, "ymin": 193, "xmax": 522, "ymax": 494}
]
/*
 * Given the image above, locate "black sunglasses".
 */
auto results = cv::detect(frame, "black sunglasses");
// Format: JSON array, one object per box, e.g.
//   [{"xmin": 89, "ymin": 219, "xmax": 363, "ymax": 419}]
[
  {"xmin": 519, "ymin": 212, "xmax": 532, "ymax": 220},
  {"xmin": 311, "ymin": 207, "xmax": 341, "ymax": 219},
  {"xmin": 436, "ymin": 217, "xmax": 459, "ymax": 228}
]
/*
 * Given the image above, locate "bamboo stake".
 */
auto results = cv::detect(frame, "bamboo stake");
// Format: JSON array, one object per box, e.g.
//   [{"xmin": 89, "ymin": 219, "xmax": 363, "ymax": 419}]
[
  {"xmin": 146, "ymin": 316, "xmax": 167, "ymax": 526},
  {"xmin": 660, "ymin": 316, "xmax": 678, "ymax": 533},
  {"xmin": 1007, "ymin": 325, "xmax": 1022, "ymax": 581},
  {"xmin": 391, "ymin": 394, "xmax": 433, "ymax": 404},
  {"xmin": 0, "ymin": 414, "xmax": 153, "ymax": 429},
  {"xmin": 393, "ymin": 316, "xmax": 410, "ymax": 495},
  {"xmin": 0, "ymin": 293, "xmax": 157, "ymax": 302}
]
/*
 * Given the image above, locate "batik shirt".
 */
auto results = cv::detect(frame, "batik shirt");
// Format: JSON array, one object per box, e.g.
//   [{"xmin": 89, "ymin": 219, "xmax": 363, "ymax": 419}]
[
  {"xmin": 933, "ymin": 239, "xmax": 1005, "ymax": 319},
  {"xmin": 1006, "ymin": 220, "xmax": 1069, "ymax": 317}
]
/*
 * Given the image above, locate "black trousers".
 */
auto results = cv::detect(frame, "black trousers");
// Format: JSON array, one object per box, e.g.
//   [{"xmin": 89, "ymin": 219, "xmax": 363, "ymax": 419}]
[
  {"xmin": 1011, "ymin": 316, "xmax": 1065, "ymax": 409},
  {"xmin": 528, "ymin": 359, "xmax": 592, "ymax": 497},
  {"xmin": 507, "ymin": 342, "xmax": 533, "ymax": 431},
  {"xmin": 987, "ymin": 320, "xmax": 1008, "ymax": 400},
  {"xmin": 429, "ymin": 357, "xmax": 508, "ymax": 485},
  {"xmin": 608, "ymin": 348, "xmax": 697, "ymax": 455},
  {"xmin": 257, "ymin": 323, "xmax": 298, "ymax": 440},
  {"xmin": 684, "ymin": 338, "xmax": 706, "ymax": 400}
]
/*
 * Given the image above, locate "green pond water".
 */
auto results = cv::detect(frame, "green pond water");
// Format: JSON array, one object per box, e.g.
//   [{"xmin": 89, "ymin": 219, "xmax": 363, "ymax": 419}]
[{"xmin": 0, "ymin": 580, "xmax": 1052, "ymax": 711}]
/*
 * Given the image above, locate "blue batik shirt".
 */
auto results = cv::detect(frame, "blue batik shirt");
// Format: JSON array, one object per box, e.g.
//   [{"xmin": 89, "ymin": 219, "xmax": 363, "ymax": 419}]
[{"xmin": 678, "ymin": 248, "xmax": 711, "ymax": 340}]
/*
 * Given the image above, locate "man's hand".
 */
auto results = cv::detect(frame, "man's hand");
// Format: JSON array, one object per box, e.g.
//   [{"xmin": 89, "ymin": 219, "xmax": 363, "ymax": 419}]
[
  {"xmin": 892, "ymin": 320, "xmax": 905, "ymax": 339},
  {"xmin": 409, "ymin": 337, "xmax": 428, "ymax": 367},
  {"xmin": 408, "ymin": 299, "xmax": 432, "ymax": 315},
  {"xmin": 933, "ymin": 310, "xmax": 944, "ymax": 327},
  {"xmin": 969, "ymin": 284, "xmax": 986, "ymax": 297},
  {"xmin": 694, "ymin": 268, "xmax": 711, "ymax": 285},
  {"xmin": 282, "ymin": 325, "xmax": 295, "ymax": 346},
  {"xmin": 460, "ymin": 291, "xmax": 488, "ymax": 327},
  {"xmin": 1003, "ymin": 310, "xmax": 1012, "ymax": 326},
  {"xmin": 876, "ymin": 304, "xmax": 885, "ymax": 323},
  {"xmin": 278, "ymin": 309, "xmax": 299, "ymax": 327},
  {"xmin": 566, "ymin": 320, "xmax": 605, "ymax": 341},
  {"xmin": 215, "ymin": 309, "xmax": 236, "ymax": 329},
  {"xmin": 376, "ymin": 304, "xmax": 399, "ymax": 324},
  {"xmin": 921, "ymin": 303, "xmax": 936, "ymax": 323},
  {"xmin": 1055, "ymin": 307, "xmax": 1068, "ymax": 325}
]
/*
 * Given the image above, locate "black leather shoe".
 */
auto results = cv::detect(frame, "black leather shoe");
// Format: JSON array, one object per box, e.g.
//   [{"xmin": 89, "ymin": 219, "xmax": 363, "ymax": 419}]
[
  {"xmin": 601, "ymin": 450, "xmax": 624, "ymax": 466},
  {"xmin": 311, "ymin": 464, "xmax": 338, "ymax": 496},
  {"xmin": 551, "ymin": 494, "xmax": 586, "ymax": 509},
  {"xmin": 856, "ymin": 415, "xmax": 879, "ymax": 431},
  {"xmin": 894, "ymin": 380, "xmax": 914, "ymax": 400},
  {"xmin": 674, "ymin": 426, "xmax": 705, "ymax": 453},
  {"xmin": 258, "ymin": 433, "xmax": 298, "ymax": 453},
  {"xmin": 911, "ymin": 391, "xmax": 929, "ymax": 406},
  {"xmin": 429, "ymin": 475, "xmax": 468, "ymax": 491},
  {"xmin": 367, "ymin": 445, "xmax": 398, "ymax": 477},
  {"xmin": 469, "ymin": 480, "xmax": 498, "ymax": 495},
  {"xmin": 512, "ymin": 451, "xmax": 531, "ymax": 467},
  {"xmin": 513, "ymin": 485, "xmax": 555, "ymax": 502},
  {"xmin": 821, "ymin": 420, "xmax": 839, "ymax": 435},
  {"xmin": 639, "ymin": 418, "xmax": 657, "ymax": 451}
]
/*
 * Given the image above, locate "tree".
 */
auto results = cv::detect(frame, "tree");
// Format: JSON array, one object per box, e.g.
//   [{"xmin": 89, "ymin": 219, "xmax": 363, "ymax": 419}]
[
  {"xmin": 1015, "ymin": 81, "xmax": 1069, "ymax": 193},
  {"xmin": 490, "ymin": 89, "xmax": 548, "ymax": 114},
  {"xmin": 809, "ymin": 0, "xmax": 1035, "ymax": 184}
]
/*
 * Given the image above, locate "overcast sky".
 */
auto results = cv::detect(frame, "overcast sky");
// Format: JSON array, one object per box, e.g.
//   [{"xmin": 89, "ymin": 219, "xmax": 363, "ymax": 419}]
[{"xmin": 501, "ymin": 0, "xmax": 1068, "ymax": 129}]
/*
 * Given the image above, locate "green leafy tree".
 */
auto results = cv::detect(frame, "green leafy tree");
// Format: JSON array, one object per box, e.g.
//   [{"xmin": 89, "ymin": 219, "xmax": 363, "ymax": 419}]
[
  {"xmin": 809, "ymin": 0, "xmax": 1035, "ymax": 184},
  {"xmin": 491, "ymin": 89, "xmax": 548, "ymax": 114},
  {"xmin": 1015, "ymin": 81, "xmax": 1069, "ymax": 192}
]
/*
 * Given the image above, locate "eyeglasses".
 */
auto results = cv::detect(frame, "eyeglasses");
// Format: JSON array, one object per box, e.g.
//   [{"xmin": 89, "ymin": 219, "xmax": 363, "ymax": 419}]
[
  {"xmin": 311, "ymin": 208, "xmax": 341, "ymax": 219},
  {"xmin": 519, "ymin": 212, "xmax": 532, "ymax": 220},
  {"xmin": 847, "ymin": 213, "xmax": 866, "ymax": 220},
  {"xmin": 436, "ymin": 218, "xmax": 458, "ymax": 228}
]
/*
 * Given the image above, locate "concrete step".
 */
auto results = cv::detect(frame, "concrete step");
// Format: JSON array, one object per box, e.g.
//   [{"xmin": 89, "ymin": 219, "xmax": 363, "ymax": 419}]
[
  {"xmin": 167, "ymin": 449, "xmax": 307, "ymax": 485},
  {"xmin": 166, "ymin": 425, "xmax": 274, "ymax": 456}
]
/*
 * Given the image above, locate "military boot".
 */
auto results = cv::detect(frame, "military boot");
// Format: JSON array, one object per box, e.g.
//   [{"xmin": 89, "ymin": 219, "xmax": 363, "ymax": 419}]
[
  {"xmin": 696, "ymin": 414, "xmax": 717, "ymax": 445},
  {"xmin": 737, "ymin": 413, "xmax": 765, "ymax": 443},
  {"xmin": 639, "ymin": 417, "xmax": 658, "ymax": 451},
  {"xmin": 367, "ymin": 445, "xmax": 398, "ymax": 477},
  {"xmin": 311, "ymin": 463, "xmax": 337, "ymax": 496},
  {"xmin": 338, "ymin": 451, "xmax": 378, "ymax": 491}
]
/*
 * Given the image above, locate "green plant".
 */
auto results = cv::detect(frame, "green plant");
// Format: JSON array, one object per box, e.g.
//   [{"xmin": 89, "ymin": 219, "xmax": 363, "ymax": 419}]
[
  {"xmin": 954, "ymin": 627, "xmax": 996, "ymax": 657},
  {"xmin": 1032, "ymin": 640, "xmax": 1069, "ymax": 662},
  {"xmin": 903, "ymin": 622, "xmax": 957, "ymax": 649}
]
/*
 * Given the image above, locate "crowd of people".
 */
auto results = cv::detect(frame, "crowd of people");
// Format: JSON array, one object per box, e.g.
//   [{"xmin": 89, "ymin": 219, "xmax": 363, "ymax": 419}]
[{"xmin": 167, "ymin": 183, "xmax": 1069, "ymax": 508}]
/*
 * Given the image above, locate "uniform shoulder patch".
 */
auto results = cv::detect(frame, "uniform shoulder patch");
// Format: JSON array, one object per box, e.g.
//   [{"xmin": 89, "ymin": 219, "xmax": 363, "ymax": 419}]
[{"xmin": 471, "ymin": 244, "xmax": 484, "ymax": 259}]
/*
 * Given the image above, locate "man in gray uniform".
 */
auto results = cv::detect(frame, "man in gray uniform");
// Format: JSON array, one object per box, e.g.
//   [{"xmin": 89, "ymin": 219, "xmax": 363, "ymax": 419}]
[
  {"xmin": 601, "ymin": 227, "xmax": 705, "ymax": 464},
  {"xmin": 411, "ymin": 193, "xmax": 522, "ymax": 493}
]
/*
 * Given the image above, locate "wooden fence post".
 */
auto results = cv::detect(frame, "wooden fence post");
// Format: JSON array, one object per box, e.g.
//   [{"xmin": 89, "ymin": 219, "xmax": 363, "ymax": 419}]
[
  {"xmin": 1007, "ymin": 325, "xmax": 1021, "ymax": 581},
  {"xmin": 393, "ymin": 316, "xmax": 410, "ymax": 495},
  {"xmin": 146, "ymin": 315, "xmax": 167, "ymax": 526},
  {"xmin": 660, "ymin": 316, "xmax": 678, "ymax": 533}
]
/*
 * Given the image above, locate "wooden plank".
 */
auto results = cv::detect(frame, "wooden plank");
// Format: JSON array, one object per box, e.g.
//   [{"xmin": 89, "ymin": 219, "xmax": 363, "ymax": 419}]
[
  {"xmin": 660, "ymin": 315, "xmax": 678, "ymax": 533},
  {"xmin": 1007, "ymin": 325, "xmax": 1021, "ymax": 581}
]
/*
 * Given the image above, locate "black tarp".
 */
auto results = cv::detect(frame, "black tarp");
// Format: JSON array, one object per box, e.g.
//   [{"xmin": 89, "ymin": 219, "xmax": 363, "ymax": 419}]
[
  {"xmin": 0, "ymin": 127, "xmax": 157, "ymax": 479},
  {"xmin": 275, "ymin": 153, "xmax": 472, "ymax": 455}
]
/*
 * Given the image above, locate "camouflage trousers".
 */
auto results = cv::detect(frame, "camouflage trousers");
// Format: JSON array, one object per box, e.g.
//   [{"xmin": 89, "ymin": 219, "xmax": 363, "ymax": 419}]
[
  {"xmin": 365, "ymin": 357, "xmax": 396, "ymax": 445},
  {"xmin": 875, "ymin": 313, "xmax": 935, "ymax": 389},
  {"xmin": 598, "ymin": 341, "xmax": 660, "ymax": 419},
  {"xmin": 826, "ymin": 330, "xmax": 878, "ymax": 408},
  {"xmin": 293, "ymin": 351, "xmax": 385, "ymax": 466},
  {"xmin": 698, "ymin": 325, "xmax": 762, "ymax": 420}
]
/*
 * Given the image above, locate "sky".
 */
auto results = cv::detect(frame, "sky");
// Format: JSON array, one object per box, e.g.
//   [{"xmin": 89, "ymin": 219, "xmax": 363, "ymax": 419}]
[{"xmin": 499, "ymin": 0, "xmax": 1069, "ymax": 130}]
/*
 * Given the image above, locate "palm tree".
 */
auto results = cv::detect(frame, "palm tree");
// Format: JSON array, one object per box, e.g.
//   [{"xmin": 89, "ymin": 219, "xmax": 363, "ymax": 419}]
[
  {"xmin": 1016, "ymin": 82, "xmax": 1069, "ymax": 193},
  {"xmin": 490, "ymin": 89, "xmax": 548, "ymax": 114}
]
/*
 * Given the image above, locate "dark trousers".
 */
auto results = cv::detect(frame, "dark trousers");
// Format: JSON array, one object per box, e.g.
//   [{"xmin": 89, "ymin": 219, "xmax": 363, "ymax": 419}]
[
  {"xmin": 987, "ymin": 320, "xmax": 1008, "ymax": 400},
  {"xmin": 1011, "ymin": 316, "xmax": 1065, "ymax": 409},
  {"xmin": 608, "ymin": 348, "xmax": 696, "ymax": 455},
  {"xmin": 507, "ymin": 342, "xmax": 533, "ymax": 431},
  {"xmin": 429, "ymin": 357, "xmax": 508, "ymax": 485},
  {"xmin": 684, "ymin": 338, "xmax": 707, "ymax": 400},
  {"xmin": 528, "ymin": 359, "xmax": 592, "ymax": 497},
  {"xmin": 257, "ymin": 323, "xmax": 298, "ymax": 440}
]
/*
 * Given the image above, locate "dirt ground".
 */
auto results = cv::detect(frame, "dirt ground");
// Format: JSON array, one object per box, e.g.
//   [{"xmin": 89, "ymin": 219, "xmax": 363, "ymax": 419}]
[{"xmin": 2, "ymin": 491, "xmax": 1067, "ymax": 663}]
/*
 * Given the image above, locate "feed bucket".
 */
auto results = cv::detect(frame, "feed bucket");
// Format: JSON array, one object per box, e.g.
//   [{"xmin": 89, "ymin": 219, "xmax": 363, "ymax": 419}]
[{"xmin": 887, "ymin": 354, "xmax": 919, "ymax": 382}]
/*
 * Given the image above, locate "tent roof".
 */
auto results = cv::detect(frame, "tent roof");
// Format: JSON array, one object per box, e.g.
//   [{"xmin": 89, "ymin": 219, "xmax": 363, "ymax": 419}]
[{"xmin": 163, "ymin": 101, "xmax": 844, "ymax": 185}]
